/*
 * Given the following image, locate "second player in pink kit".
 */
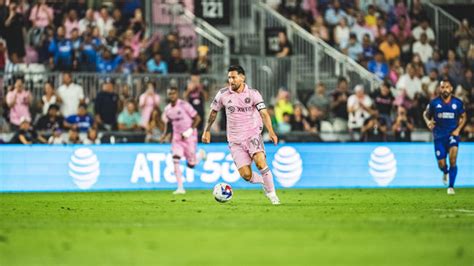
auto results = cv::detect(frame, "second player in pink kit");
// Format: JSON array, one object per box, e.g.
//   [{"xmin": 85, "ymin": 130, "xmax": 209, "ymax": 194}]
[
  {"xmin": 202, "ymin": 65, "xmax": 281, "ymax": 205},
  {"xmin": 160, "ymin": 87, "xmax": 206, "ymax": 194}
]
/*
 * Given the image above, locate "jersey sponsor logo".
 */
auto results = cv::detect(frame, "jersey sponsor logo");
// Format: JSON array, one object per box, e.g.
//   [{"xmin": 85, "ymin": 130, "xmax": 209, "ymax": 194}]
[
  {"xmin": 452, "ymin": 103, "xmax": 457, "ymax": 110},
  {"xmin": 437, "ymin": 112, "xmax": 455, "ymax": 119},
  {"xmin": 436, "ymin": 104, "xmax": 442, "ymax": 108},
  {"xmin": 227, "ymin": 106, "xmax": 253, "ymax": 113},
  {"xmin": 236, "ymin": 106, "xmax": 253, "ymax": 112},
  {"xmin": 227, "ymin": 99, "xmax": 232, "ymax": 104}
]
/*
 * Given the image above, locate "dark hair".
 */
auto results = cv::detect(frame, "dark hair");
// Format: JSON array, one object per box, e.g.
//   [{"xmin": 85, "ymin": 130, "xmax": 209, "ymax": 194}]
[
  {"xmin": 440, "ymin": 77, "xmax": 451, "ymax": 85},
  {"xmin": 79, "ymin": 103, "xmax": 88, "ymax": 109},
  {"xmin": 228, "ymin": 65, "xmax": 245, "ymax": 75},
  {"xmin": 168, "ymin": 86, "xmax": 179, "ymax": 92},
  {"xmin": 337, "ymin": 76, "xmax": 347, "ymax": 83},
  {"xmin": 48, "ymin": 104, "xmax": 60, "ymax": 111}
]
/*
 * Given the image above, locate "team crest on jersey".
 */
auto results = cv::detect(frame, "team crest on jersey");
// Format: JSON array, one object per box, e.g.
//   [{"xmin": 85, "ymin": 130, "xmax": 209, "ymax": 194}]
[
  {"xmin": 452, "ymin": 104, "xmax": 457, "ymax": 110},
  {"xmin": 245, "ymin": 97, "xmax": 251, "ymax": 104},
  {"xmin": 177, "ymin": 111, "xmax": 181, "ymax": 115},
  {"xmin": 228, "ymin": 106, "xmax": 235, "ymax": 113}
]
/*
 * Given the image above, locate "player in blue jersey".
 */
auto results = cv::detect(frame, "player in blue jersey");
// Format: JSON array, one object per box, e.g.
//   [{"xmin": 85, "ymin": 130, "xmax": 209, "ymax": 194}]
[{"xmin": 423, "ymin": 79, "xmax": 467, "ymax": 195}]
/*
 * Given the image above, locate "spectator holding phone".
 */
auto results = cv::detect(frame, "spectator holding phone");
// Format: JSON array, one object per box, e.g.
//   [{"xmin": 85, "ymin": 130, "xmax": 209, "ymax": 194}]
[{"xmin": 6, "ymin": 77, "xmax": 31, "ymax": 128}]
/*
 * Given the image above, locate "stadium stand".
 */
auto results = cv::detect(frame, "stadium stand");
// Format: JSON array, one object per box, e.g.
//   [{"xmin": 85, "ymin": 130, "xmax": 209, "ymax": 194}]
[{"xmin": 0, "ymin": 0, "xmax": 472, "ymax": 144}]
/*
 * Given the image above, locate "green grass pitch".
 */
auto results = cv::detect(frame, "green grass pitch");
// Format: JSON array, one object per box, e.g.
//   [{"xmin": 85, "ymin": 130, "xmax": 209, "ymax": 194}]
[{"xmin": 1, "ymin": 188, "xmax": 473, "ymax": 265}]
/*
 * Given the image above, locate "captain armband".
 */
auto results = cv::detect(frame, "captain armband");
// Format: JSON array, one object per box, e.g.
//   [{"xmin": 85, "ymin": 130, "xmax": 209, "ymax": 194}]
[{"xmin": 255, "ymin": 102, "xmax": 266, "ymax": 111}]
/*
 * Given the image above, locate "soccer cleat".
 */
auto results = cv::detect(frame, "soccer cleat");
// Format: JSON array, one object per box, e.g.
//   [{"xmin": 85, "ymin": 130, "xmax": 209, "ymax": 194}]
[
  {"xmin": 198, "ymin": 148, "xmax": 207, "ymax": 162},
  {"xmin": 265, "ymin": 191, "xmax": 281, "ymax": 205},
  {"xmin": 447, "ymin": 188, "xmax": 455, "ymax": 195},
  {"xmin": 172, "ymin": 188, "xmax": 186, "ymax": 195},
  {"xmin": 442, "ymin": 173, "xmax": 448, "ymax": 186}
]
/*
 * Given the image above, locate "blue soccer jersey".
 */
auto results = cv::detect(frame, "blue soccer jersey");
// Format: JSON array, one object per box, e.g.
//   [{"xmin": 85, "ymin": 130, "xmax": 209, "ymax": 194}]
[{"xmin": 426, "ymin": 97, "xmax": 465, "ymax": 140}]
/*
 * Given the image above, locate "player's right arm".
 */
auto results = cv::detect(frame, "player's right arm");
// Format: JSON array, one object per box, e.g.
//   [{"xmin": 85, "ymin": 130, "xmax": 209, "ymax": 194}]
[
  {"xmin": 202, "ymin": 90, "xmax": 224, "ymax": 144},
  {"xmin": 202, "ymin": 110, "xmax": 217, "ymax": 144},
  {"xmin": 423, "ymin": 103, "xmax": 435, "ymax": 130}
]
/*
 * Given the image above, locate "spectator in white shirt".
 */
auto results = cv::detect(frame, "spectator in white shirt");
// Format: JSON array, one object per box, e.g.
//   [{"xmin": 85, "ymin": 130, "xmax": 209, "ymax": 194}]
[
  {"xmin": 396, "ymin": 64, "xmax": 422, "ymax": 100},
  {"xmin": 334, "ymin": 17, "xmax": 350, "ymax": 49},
  {"xmin": 351, "ymin": 12, "xmax": 375, "ymax": 43},
  {"xmin": 78, "ymin": 8, "xmax": 97, "ymax": 34},
  {"xmin": 347, "ymin": 84, "xmax": 373, "ymax": 132},
  {"xmin": 57, "ymin": 72, "xmax": 85, "ymax": 117},
  {"xmin": 412, "ymin": 33, "xmax": 433, "ymax": 64},
  {"xmin": 96, "ymin": 7, "xmax": 114, "ymax": 37},
  {"xmin": 412, "ymin": 19, "xmax": 435, "ymax": 42}
]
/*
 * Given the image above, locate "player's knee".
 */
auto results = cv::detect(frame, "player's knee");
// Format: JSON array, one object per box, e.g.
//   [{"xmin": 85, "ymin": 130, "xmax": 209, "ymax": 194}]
[
  {"xmin": 438, "ymin": 161, "xmax": 446, "ymax": 169},
  {"xmin": 240, "ymin": 170, "xmax": 252, "ymax": 181},
  {"xmin": 255, "ymin": 160, "xmax": 267, "ymax": 170},
  {"xmin": 449, "ymin": 159, "xmax": 457, "ymax": 167}
]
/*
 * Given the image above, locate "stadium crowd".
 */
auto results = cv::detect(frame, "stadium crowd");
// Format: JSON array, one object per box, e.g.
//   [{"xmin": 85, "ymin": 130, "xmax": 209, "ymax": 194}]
[
  {"xmin": 0, "ymin": 0, "xmax": 473, "ymax": 143},
  {"xmin": 0, "ymin": 0, "xmax": 211, "ymax": 75},
  {"xmin": 271, "ymin": 0, "xmax": 474, "ymax": 141}
]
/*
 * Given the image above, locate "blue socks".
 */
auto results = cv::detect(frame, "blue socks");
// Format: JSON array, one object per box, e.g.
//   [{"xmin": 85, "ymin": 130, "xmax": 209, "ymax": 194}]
[
  {"xmin": 449, "ymin": 165, "xmax": 457, "ymax": 188},
  {"xmin": 440, "ymin": 165, "xmax": 448, "ymax": 174}
]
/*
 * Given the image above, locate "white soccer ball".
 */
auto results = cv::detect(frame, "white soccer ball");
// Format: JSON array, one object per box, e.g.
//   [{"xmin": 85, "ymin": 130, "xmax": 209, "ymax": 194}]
[{"xmin": 213, "ymin": 183, "xmax": 233, "ymax": 203}]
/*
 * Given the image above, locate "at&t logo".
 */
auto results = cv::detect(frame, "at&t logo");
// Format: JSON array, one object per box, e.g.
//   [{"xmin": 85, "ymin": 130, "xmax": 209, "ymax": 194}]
[
  {"xmin": 272, "ymin": 146, "xmax": 303, "ymax": 187},
  {"xmin": 369, "ymin": 146, "xmax": 397, "ymax": 186},
  {"xmin": 69, "ymin": 148, "xmax": 100, "ymax": 189}
]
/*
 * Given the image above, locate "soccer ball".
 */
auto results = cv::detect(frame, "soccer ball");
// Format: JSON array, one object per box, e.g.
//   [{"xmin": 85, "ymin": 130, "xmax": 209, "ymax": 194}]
[{"xmin": 213, "ymin": 183, "xmax": 233, "ymax": 203}]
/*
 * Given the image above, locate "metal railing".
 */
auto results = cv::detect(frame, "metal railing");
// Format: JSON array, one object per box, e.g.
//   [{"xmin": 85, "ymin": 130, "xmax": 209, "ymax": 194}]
[
  {"xmin": 422, "ymin": 0, "xmax": 461, "ymax": 52},
  {"xmin": 149, "ymin": 0, "xmax": 230, "ymax": 75},
  {"xmin": 233, "ymin": 1, "xmax": 382, "ymax": 94},
  {"xmin": 1, "ymin": 72, "xmax": 224, "ymax": 105}
]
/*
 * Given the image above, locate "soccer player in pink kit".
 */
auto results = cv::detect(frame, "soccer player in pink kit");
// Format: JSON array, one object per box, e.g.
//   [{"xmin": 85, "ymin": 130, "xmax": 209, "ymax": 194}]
[
  {"xmin": 160, "ymin": 87, "xmax": 206, "ymax": 194},
  {"xmin": 202, "ymin": 65, "xmax": 280, "ymax": 205}
]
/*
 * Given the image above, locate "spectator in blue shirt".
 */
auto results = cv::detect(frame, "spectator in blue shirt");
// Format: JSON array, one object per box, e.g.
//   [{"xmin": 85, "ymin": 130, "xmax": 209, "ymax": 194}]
[
  {"xmin": 342, "ymin": 33, "xmax": 363, "ymax": 61},
  {"xmin": 96, "ymin": 47, "xmax": 122, "ymax": 73},
  {"xmin": 147, "ymin": 52, "xmax": 168, "ymax": 74},
  {"xmin": 368, "ymin": 50, "xmax": 389, "ymax": 79},
  {"xmin": 49, "ymin": 26, "xmax": 75, "ymax": 71},
  {"xmin": 64, "ymin": 103, "xmax": 94, "ymax": 132},
  {"xmin": 79, "ymin": 33, "xmax": 99, "ymax": 71},
  {"xmin": 361, "ymin": 34, "xmax": 376, "ymax": 61},
  {"xmin": 324, "ymin": 0, "xmax": 348, "ymax": 27}
]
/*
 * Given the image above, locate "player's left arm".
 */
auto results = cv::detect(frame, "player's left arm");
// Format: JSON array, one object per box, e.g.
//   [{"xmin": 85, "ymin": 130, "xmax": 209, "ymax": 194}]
[
  {"xmin": 451, "ymin": 111, "xmax": 467, "ymax": 137},
  {"xmin": 183, "ymin": 103, "xmax": 201, "ymax": 138},
  {"xmin": 191, "ymin": 114, "xmax": 201, "ymax": 129},
  {"xmin": 258, "ymin": 108, "xmax": 278, "ymax": 145}
]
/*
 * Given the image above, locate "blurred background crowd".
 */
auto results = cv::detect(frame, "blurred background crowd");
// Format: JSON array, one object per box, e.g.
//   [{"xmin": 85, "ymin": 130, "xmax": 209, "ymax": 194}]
[{"xmin": 0, "ymin": 0, "xmax": 473, "ymax": 144}]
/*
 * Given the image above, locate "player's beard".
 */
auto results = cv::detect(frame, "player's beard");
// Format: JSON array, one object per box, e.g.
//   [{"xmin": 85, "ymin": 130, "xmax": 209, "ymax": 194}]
[
  {"xmin": 230, "ymin": 82, "xmax": 240, "ymax": 91},
  {"xmin": 441, "ymin": 91, "xmax": 451, "ymax": 99}
]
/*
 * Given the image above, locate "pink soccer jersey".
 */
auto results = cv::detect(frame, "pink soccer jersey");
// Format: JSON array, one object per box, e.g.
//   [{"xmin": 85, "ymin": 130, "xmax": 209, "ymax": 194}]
[
  {"xmin": 210, "ymin": 84, "xmax": 265, "ymax": 143},
  {"xmin": 163, "ymin": 99, "xmax": 198, "ymax": 141}
]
